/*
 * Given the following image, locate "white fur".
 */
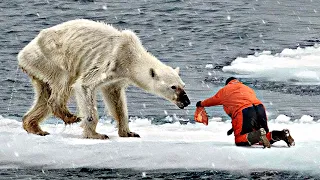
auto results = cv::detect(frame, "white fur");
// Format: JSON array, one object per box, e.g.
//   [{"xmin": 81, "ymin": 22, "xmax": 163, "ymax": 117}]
[{"xmin": 18, "ymin": 19, "xmax": 187, "ymax": 139}]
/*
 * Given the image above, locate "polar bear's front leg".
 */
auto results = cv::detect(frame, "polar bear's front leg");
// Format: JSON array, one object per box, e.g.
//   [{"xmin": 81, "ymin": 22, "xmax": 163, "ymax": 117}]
[
  {"xmin": 74, "ymin": 81, "xmax": 108, "ymax": 139},
  {"xmin": 101, "ymin": 85, "xmax": 140, "ymax": 138}
]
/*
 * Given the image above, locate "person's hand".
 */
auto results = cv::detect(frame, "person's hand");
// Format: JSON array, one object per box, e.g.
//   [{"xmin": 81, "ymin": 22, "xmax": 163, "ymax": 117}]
[
  {"xmin": 196, "ymin": 101, "xmax": 202, "ymax": 107},
  {"xmin": 227, "ymin": 128, "xmax": 233, "ymax": 136}
]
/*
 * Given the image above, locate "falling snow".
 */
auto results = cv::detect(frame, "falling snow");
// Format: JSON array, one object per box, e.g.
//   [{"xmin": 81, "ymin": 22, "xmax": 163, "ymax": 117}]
[
  {"xmin": 205, "ymin": 64, "xmax": 214, "ymax": 69},
  {"xmin": 14, "ymin": 152, "xmax": 19, "ymax": 157},
  {"xmin": 2, "ymin": 0, "xmax": 320, "ymax": 178}
]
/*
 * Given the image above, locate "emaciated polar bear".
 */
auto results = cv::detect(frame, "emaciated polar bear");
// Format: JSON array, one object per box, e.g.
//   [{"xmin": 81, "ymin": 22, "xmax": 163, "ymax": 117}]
[{"xmin": 18, "ymin": 19, "xmax": 190, "ymax": 139}]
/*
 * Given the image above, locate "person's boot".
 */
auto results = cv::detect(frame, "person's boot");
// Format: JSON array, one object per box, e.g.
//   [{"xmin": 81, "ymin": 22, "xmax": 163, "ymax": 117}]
[
  {"xmin": 247, "ymin": 128, "xmax": 271, "ymax": 148},
  {"xmin": 270, "ymin": 129, "xmax": 295, "ymax": 147}
]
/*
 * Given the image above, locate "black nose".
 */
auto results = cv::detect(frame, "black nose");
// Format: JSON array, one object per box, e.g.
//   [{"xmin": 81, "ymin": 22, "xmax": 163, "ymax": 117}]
[{"xmin": 181, "ymin": 94, "xmax": 190, "ymax": 106}]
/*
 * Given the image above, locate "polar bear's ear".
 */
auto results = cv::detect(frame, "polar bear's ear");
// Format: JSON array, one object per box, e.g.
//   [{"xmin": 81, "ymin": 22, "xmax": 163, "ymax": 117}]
[
  {"xmin": 175, "ymin": 67, "xmax": 180, "ymax": 74},
  {"xmin": 150, "ymin": 68, "xmax": 158, "ymax": 80}
]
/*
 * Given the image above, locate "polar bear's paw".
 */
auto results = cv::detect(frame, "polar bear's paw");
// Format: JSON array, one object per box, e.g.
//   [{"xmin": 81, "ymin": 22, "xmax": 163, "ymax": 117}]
[
  {"xmin": 84, "ymin": 132, "xmax": 109, "ymax": 140},
  {"xmin": 127, "ymin": 132, "xmax": 140, "ymax": 137},
  {"xmin": 23, "ymin": 120, "xmax": 50, "ymax": 136},
  {"xmin": 63, "ymin": 116, "xmax": 81, "ymax": 125},
  {"xmin": 36, "ymin": 131, "xmax": 50, "ymax": 136},
  {"xmin": 119, "ymin": 131, "xmax": 140, "ymax": 138}
]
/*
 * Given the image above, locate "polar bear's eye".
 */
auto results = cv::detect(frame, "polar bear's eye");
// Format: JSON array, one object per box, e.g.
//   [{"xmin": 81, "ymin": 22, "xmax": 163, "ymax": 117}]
[
  {"xmin": 171, "ymin": 86, "xmax": 176, "ymax": 90},
  {"xmin": 150, "ymin": 68, "xmax": 155, "ymax": 78}
]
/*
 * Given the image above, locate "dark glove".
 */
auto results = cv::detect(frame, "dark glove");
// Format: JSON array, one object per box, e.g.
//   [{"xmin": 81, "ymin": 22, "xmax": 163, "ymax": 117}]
[
  {"xmin": 227, "ymin": 128, "xmax": 233, "ymax": 136},
  {"xmin": 196, "ymin": 101, "xmax": 202, "ymax": 107}
]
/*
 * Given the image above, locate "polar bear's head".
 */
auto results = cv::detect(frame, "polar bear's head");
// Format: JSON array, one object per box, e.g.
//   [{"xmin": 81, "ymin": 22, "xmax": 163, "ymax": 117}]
[
  {"xmin": 144, "ymin": 66, "xmax": 190, "ymax": 109},
  {"xmin": 121, "ymin": 30, "xmax": 190, "ymax": 109}
]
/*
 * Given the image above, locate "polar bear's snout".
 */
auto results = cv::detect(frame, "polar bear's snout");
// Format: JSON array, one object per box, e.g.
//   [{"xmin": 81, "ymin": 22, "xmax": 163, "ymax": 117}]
[{"xmin": 176, "ymin": 89, "xmax": 190, "ymax": 109}]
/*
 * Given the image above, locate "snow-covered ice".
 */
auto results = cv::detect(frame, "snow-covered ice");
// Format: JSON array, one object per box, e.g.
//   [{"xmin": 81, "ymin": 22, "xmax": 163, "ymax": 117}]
[
  {"xmin": 0, "ymin": 115, "xmax": 319, "ymax": 175},
  {"xmin": 223, "ymin": 44, "xmax": 320, "ymax": 84}
]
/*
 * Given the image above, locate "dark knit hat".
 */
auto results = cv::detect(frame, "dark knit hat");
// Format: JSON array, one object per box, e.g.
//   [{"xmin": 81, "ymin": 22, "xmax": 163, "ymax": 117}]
[{"xmin": 225, "ymin": 77, "xmax": 237, "ymax": 85}]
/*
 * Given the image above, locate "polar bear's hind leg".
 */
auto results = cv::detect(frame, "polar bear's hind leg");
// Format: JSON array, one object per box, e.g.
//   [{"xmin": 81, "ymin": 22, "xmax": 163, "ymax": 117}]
[
  {"xmin": 47, "ymin": 82, "xmax": 81, "ymax": 125},
  {"xmin": 18, "ymin": 42, "xmax": 80, "ymax": 128},
  {"xmin": 22, "ymin": 76, "xmax": 51, "ymax": 136}
]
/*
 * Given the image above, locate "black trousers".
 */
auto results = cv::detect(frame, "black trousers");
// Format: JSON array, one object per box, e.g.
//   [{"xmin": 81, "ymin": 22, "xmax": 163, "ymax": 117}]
[{"xmin": 240, "ymin": 104, "xmax": 269, "ymax": 135}]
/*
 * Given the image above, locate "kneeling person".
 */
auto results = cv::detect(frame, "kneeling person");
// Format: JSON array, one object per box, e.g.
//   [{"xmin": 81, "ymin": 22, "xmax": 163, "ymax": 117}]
[{"xmin": 196, "ymin": 77, "xmax": 295, "ymax": 148}]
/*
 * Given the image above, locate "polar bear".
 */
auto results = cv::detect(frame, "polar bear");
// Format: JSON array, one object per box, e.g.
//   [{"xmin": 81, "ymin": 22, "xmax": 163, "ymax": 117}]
[{"xmin": 18, "ymin": 19, "xmax": 190, "ymax": 139}]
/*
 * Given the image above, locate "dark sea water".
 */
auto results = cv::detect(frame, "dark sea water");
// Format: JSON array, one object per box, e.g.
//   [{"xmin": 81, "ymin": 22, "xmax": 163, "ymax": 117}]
[
  {"xmin": 1, "ymin": 168, "xmax": 319, "ymax": 180},
  {"xmin": 1, "ymin": 0, "xmax": 320, "ymax": 179}
]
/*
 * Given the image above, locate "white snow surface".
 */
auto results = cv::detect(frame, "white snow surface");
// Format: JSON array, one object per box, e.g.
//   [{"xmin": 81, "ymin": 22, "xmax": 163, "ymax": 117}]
[
  {"xmin": 222, "ymin": 44, "xmax": 320, "ymax": 83},
  {"xmin": 0, "ymin": 115, "xmax": 320, "ymax": 174}
]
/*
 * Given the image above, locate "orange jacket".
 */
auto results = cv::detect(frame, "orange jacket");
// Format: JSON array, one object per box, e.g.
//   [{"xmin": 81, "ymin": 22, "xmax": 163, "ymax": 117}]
[{"xmin": 201, "ymin": 79, "xmax": 262, "ymax": 118}]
